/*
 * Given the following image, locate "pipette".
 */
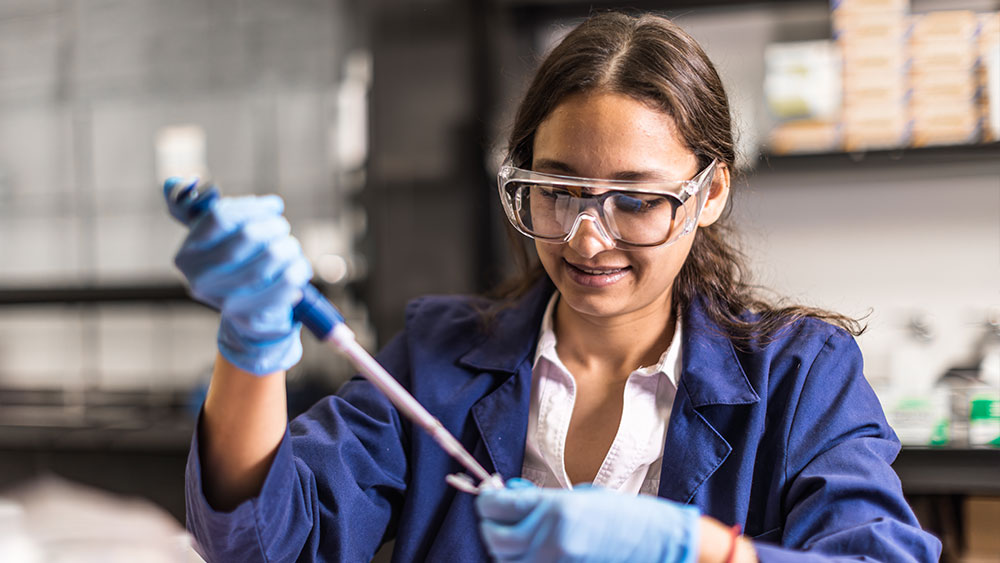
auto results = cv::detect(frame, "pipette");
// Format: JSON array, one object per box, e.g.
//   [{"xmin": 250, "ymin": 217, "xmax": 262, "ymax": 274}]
[{"xmin": 165, "ymin": 178, "xmax": 503, "ymax": 495}]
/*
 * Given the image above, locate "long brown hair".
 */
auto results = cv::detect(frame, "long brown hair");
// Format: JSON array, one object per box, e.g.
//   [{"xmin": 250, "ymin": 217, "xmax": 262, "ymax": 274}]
[{"xmin": 492, "ymin": 11, "xmax": 864, "ymax": 346}]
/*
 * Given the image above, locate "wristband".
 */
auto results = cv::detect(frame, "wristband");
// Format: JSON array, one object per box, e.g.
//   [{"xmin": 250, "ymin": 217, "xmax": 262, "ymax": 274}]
[{"xmin": 724, "ymin": 524, "xmax": 742, "ymax": 563}]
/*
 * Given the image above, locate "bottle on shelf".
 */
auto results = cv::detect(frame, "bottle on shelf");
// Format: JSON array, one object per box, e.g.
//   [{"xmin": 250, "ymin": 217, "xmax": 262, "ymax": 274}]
[{"xmin": 969, "ymin": 309, "xmax": 1000, "ymax": 447}]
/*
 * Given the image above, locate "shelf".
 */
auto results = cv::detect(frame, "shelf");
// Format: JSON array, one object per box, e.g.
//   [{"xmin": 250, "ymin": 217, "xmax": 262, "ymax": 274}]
[
  {"xmin": 498, "ymin": 0, "xmax": 814, "ymax": 20},
  {"xmin": 0, "ymin": 282, "xmax": 197, "ymax": 306},
  {"xmin": 755, "ymin": 142, "xmax": 1000, "ymax": 173},
  {"xmin": 893, "ymin": 447, "xmax": 1000, "ymax": 495},
  {"xmin": 0, "ymin": 280, "xmax": 349, "ymax": 307}
]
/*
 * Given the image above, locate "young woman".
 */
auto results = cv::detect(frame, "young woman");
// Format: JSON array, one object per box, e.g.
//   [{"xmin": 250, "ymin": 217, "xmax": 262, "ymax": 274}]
[{"xmin": 174, "ymin": 12, "xmax": 941, "ymax": 563}]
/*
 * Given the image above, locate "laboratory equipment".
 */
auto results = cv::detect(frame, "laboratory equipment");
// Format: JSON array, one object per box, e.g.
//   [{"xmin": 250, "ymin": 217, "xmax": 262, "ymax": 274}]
[{"xmin": 164, "ymin": 178, "xmax": 503, "ymax": 495}]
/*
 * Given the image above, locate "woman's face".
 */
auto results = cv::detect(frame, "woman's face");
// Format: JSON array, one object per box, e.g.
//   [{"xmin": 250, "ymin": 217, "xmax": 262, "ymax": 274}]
[{"xmin": 531, "ymin": 90, "xmax": 728, "ymax": 326}]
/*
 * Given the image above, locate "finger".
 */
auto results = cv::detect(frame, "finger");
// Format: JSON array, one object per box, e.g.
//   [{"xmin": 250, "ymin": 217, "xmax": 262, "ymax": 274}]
[
  {"xmin": 221, "ymin": 259, "xmax": 313, "ymax": 336},
  {"xmin": 505, "ymin": 478, "xmax": 536, "ymax": 490},
  {"xmin": 184, "ymin": 195, "xmax": 285, "ymax": 248},
  {"xmin": 176, "ymin": 215, "xmax": 292, "ymax": 284},
  {"xmin": 476, "ymin": 487, "xmax": 542, "ymax": 522},
  {"xmin": 479, "ymin": 521, "xmax": 530, "ymax": 561},
  {"xmin": 480, "ymin": 500, "xmax": 556, "ymax": 560}
]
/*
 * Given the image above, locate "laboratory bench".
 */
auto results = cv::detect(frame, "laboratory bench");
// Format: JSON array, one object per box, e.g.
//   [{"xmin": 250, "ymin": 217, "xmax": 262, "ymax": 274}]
[
  {"xmin": 0, "ymin": 415, "xmax": 194, "ymax": 523},
  {"xmin": 0, "ymin": 411, "xmax": 997, "ymax": 526}
]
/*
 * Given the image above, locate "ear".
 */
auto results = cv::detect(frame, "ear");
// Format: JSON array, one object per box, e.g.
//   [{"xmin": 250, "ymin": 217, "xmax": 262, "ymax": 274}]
[{"xmin": 697, "ymin": 163, "xmax": 730, "ymax": 227}]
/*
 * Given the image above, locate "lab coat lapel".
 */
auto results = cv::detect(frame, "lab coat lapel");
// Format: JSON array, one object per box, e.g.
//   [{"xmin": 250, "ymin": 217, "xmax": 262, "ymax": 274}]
[
  {"xmin": 462, "ymin": 278, "xmax": 554, "ymax": 480},
  {"xmin": 470, "ymin": 362, "xmax": 534, "ymax": 479},
  {"xmin": 657, "ymin": 299, "xmax": 760, "ymax": 503}
]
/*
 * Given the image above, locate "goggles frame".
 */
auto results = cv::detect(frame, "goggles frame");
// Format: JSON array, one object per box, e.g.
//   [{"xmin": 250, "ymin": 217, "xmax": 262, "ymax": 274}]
[{"xmin": 497, "ymin": 158, "xmax": 718, "ymax": 249}]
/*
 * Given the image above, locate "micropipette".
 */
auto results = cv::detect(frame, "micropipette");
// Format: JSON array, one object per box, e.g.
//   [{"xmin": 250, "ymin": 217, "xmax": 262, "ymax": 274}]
[{"xmin": 165, "ymin": 179, "xmax": 503, "ymax": 495}]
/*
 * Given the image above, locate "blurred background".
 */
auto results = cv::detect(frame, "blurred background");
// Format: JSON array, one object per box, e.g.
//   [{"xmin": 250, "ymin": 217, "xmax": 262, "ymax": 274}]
[{"xmin": 0, "ymin": 0, "xmax": 996, "ymax": 561}]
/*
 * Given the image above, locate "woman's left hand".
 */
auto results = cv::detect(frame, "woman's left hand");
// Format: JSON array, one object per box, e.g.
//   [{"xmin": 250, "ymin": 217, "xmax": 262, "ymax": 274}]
[{"xmin": 475, "ymin": 478, "xmax": 700, "ymax": 562}]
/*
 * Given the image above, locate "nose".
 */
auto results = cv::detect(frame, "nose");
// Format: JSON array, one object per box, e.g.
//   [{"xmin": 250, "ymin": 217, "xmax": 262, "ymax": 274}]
[{"xmin": 565, "ymin": 213, "xmax": 616, "ymax": 258}]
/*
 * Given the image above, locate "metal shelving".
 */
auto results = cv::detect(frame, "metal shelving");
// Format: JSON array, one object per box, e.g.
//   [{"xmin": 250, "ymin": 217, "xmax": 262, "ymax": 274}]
[{"xmin": 757, "ymin": 142, "xmax": 1000, "ymax": 173}]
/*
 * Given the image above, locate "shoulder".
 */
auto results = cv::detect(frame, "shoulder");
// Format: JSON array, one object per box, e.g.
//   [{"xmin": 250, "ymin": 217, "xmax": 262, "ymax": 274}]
[
  {"xmin": 757, "ymin": 315, "xmax": 859, "ymax": 365},
  {"xmin": 733, "ymin": 314, "xmax": 865, "ymax": 407},
  {"xmin": 686, "ymin": 299, "xmax": 861, "ymax": 391}
]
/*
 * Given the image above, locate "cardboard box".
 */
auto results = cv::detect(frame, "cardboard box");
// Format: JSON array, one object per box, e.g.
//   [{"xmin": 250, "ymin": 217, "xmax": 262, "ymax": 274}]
[
  {"xmin": 842, "ymin": 71, "xmax": 908, "ymax": 106},
  {"xmin": 910, "ymin": 11, "xmax": 978, "ymax": 40},
  {"xmin": 910, "ymin": 68, "xmax": 976, "ymax": 97},
  {"xmin": 910, "ymin": 39, "xmax": 977, "ymax": 69},
  {"xmin": 841, "ymin": 41, "xmax": 908, "ymax": 72},
  {"xmin": 958, "ymin": 554, "xmax": 1000, "ymax": 563},
  {"xmin": 909, "ymin": 99, "xmax": 977, "ymax": 122},
  {"xmin": 910, "ymin": 124, "xmax": 978, "ymax": 147},
  {"xmin": 834, "ymin": 11, "xmax": 908, "ymax": 42},
  {"xmin": 843, "ymin": 106, "xmax": 909, "ymax": 150},
  {"xmin": 844, "ymin": 126, "xmax": 909, "ymax": 150},
  {"xmin": 963, "ymin": 497, "xmax": 1000, "ymax": 556},
  {"xmin": 768, "ymin": 120, "xmax": 841, "ymax": 154}
]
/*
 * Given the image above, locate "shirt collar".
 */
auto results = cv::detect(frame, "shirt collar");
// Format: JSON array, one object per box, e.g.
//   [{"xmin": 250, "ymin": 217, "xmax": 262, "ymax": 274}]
[{"xmin": 533, "ymin": 291, "xmax": 683, "ymax": 387}]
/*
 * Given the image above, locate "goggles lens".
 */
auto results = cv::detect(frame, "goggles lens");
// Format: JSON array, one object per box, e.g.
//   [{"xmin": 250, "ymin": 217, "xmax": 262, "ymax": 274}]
[{"xmin": 498, "ymin": 159, "xmax": 717, "ymax": 248}]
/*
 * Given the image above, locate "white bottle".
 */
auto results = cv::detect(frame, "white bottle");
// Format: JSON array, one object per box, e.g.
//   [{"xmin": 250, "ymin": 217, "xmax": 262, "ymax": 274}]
[
  {"xmin": 886, "ymin": 313, "xmax": 942, "ymax": 446},
  {"xmin": 969, "ymin": 311, "xmax": 1000, "ymax": 447}
]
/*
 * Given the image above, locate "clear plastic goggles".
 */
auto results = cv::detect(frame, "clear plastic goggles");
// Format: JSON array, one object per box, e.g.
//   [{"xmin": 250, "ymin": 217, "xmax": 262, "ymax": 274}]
[{"xmin": 497, "ymin": 159, "xmax": 718, "ymax": 249}]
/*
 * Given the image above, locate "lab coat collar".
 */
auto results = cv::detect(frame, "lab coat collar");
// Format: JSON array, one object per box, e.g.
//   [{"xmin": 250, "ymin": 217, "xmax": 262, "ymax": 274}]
[
  {"xmin": 457, "ymin": 277, "xmax": 554, "ymax": 374},
  {"xmin": 680, "ymin": 298, "xmax": 760, "ymax": 408}
]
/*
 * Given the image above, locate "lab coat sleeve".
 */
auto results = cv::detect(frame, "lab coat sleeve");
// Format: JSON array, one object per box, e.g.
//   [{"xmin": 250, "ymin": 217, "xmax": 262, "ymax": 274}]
[
  {"xmin": 753, "ymin": 330, "xmax": 941, "ymax": 562},
  {"xmin": 185, "ymin": 333, "xmax": 410, "ymax": 563}
]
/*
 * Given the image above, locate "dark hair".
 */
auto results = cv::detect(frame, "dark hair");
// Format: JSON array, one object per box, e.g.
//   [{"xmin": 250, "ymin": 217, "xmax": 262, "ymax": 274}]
[{"xmin": 492, "ymin": 11, "xmax": 864, "ymax": 346}]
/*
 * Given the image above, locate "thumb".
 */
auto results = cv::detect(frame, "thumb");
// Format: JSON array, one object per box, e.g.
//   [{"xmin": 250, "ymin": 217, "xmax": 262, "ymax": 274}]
[
  {"xmin": 505, "ymin": 477, "xmax": 536, "ymax": 490},
  {"xmin": 475, "ymin": 484, "xmax": 542, "ymax": 524}
]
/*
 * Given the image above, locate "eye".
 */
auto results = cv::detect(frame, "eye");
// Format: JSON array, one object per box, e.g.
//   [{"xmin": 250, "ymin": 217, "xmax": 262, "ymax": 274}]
[
  {"xmin": 538, "ymin": 185, "xmax": 572, "ymax": 200},
  {"xmin": 611, "ymin": 193, "xmax": 668, "ymax": 213}
]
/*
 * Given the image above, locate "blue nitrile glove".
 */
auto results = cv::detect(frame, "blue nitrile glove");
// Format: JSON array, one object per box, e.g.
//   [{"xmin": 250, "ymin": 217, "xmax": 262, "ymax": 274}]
[
  {"xmin": 476, "ymin": 478, "xmax": 700, "ymax": 563},
  {"xmin": 167, "ymin": 178, "xmax": 313, "ymax": 375}
]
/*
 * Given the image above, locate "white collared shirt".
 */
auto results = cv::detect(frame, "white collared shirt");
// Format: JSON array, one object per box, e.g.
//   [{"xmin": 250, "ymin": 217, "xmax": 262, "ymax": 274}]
[{"xmin": 520, "ymin": 292, "xmax": 682, "ymax": 495}]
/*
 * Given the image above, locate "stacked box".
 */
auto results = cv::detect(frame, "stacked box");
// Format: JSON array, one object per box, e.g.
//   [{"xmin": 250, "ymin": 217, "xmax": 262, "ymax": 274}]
[
  {"xmin": 832, "ymin": 0, "xmax": 910, "ymax": 150},
  {"xmin": 977, "ymin": 12, "xmax": 1000, "ymax": 141},
  {"xmin": 909, "ymin": 11, "xmax": 979, "ymax": 147}
]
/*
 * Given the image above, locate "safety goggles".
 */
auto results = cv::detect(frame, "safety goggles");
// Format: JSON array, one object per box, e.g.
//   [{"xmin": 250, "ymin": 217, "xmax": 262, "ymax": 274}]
[{"xmin": 497, "ymin": 159, "xmax": 718, "ymax": 249}]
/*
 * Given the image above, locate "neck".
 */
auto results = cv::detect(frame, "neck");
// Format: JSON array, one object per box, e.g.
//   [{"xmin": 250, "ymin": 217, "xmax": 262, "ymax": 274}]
[{"xmin": 552, "ymin": 294, "xmax": 677, "ymax": 379}]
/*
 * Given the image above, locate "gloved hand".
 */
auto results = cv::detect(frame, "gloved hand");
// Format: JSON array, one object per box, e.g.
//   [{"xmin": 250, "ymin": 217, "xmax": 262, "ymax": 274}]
[
  {"xmin": 167, "ymin": 178, "xmax": 313, "ymax": 375},
  {"xmin": 476, "ymin": 478, "xmax": 700, "ymax": 563}
]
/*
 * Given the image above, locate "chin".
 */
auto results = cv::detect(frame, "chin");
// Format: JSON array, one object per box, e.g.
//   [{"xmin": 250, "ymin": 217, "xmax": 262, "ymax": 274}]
[{"xmin": 557, "ymin": 289, "xmax": 631, "ymax": 319}]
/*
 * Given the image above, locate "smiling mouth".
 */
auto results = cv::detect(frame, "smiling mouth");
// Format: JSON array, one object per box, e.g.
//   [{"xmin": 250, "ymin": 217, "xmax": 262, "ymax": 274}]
[{"xmin": 566, "ymin": 261, "xmax": 630, "ymax": 275}]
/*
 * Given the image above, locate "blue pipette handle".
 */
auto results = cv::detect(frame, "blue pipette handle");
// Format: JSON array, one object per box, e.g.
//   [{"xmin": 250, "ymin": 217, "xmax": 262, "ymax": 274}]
[{"xmin": 165, "ymin": 178, "xmax": 344, "ymax": 339}]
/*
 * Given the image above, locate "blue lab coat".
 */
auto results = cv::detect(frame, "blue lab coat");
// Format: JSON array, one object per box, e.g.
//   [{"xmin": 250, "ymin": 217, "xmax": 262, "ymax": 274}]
[{"xmin": 185, "ymin": 279, "xmax": 941, "ymax": 562}]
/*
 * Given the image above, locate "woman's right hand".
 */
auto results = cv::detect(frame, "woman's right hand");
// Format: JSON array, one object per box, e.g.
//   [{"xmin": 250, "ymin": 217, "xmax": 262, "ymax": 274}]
[{"xmin": 169, "ymin": 179, "xmax": 313, "ymax": 375}]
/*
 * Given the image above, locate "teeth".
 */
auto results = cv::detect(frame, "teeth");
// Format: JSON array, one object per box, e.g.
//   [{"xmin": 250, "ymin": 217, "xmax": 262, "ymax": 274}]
[{"xmin": 578, "ymin": 266, "xmax": 623, "ymax": 275}]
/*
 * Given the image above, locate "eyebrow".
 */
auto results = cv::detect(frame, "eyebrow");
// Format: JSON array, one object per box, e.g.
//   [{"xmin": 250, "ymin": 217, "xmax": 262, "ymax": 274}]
[{"xmin": 532, "ymin": 158, "xmax": 676, "ymax": 182}]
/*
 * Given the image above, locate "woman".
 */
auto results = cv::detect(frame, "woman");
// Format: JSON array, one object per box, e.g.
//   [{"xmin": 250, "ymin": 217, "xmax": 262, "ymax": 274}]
[{"xmin": 175, "ymin": 12, "xmax": 941, "ymax": 563}]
